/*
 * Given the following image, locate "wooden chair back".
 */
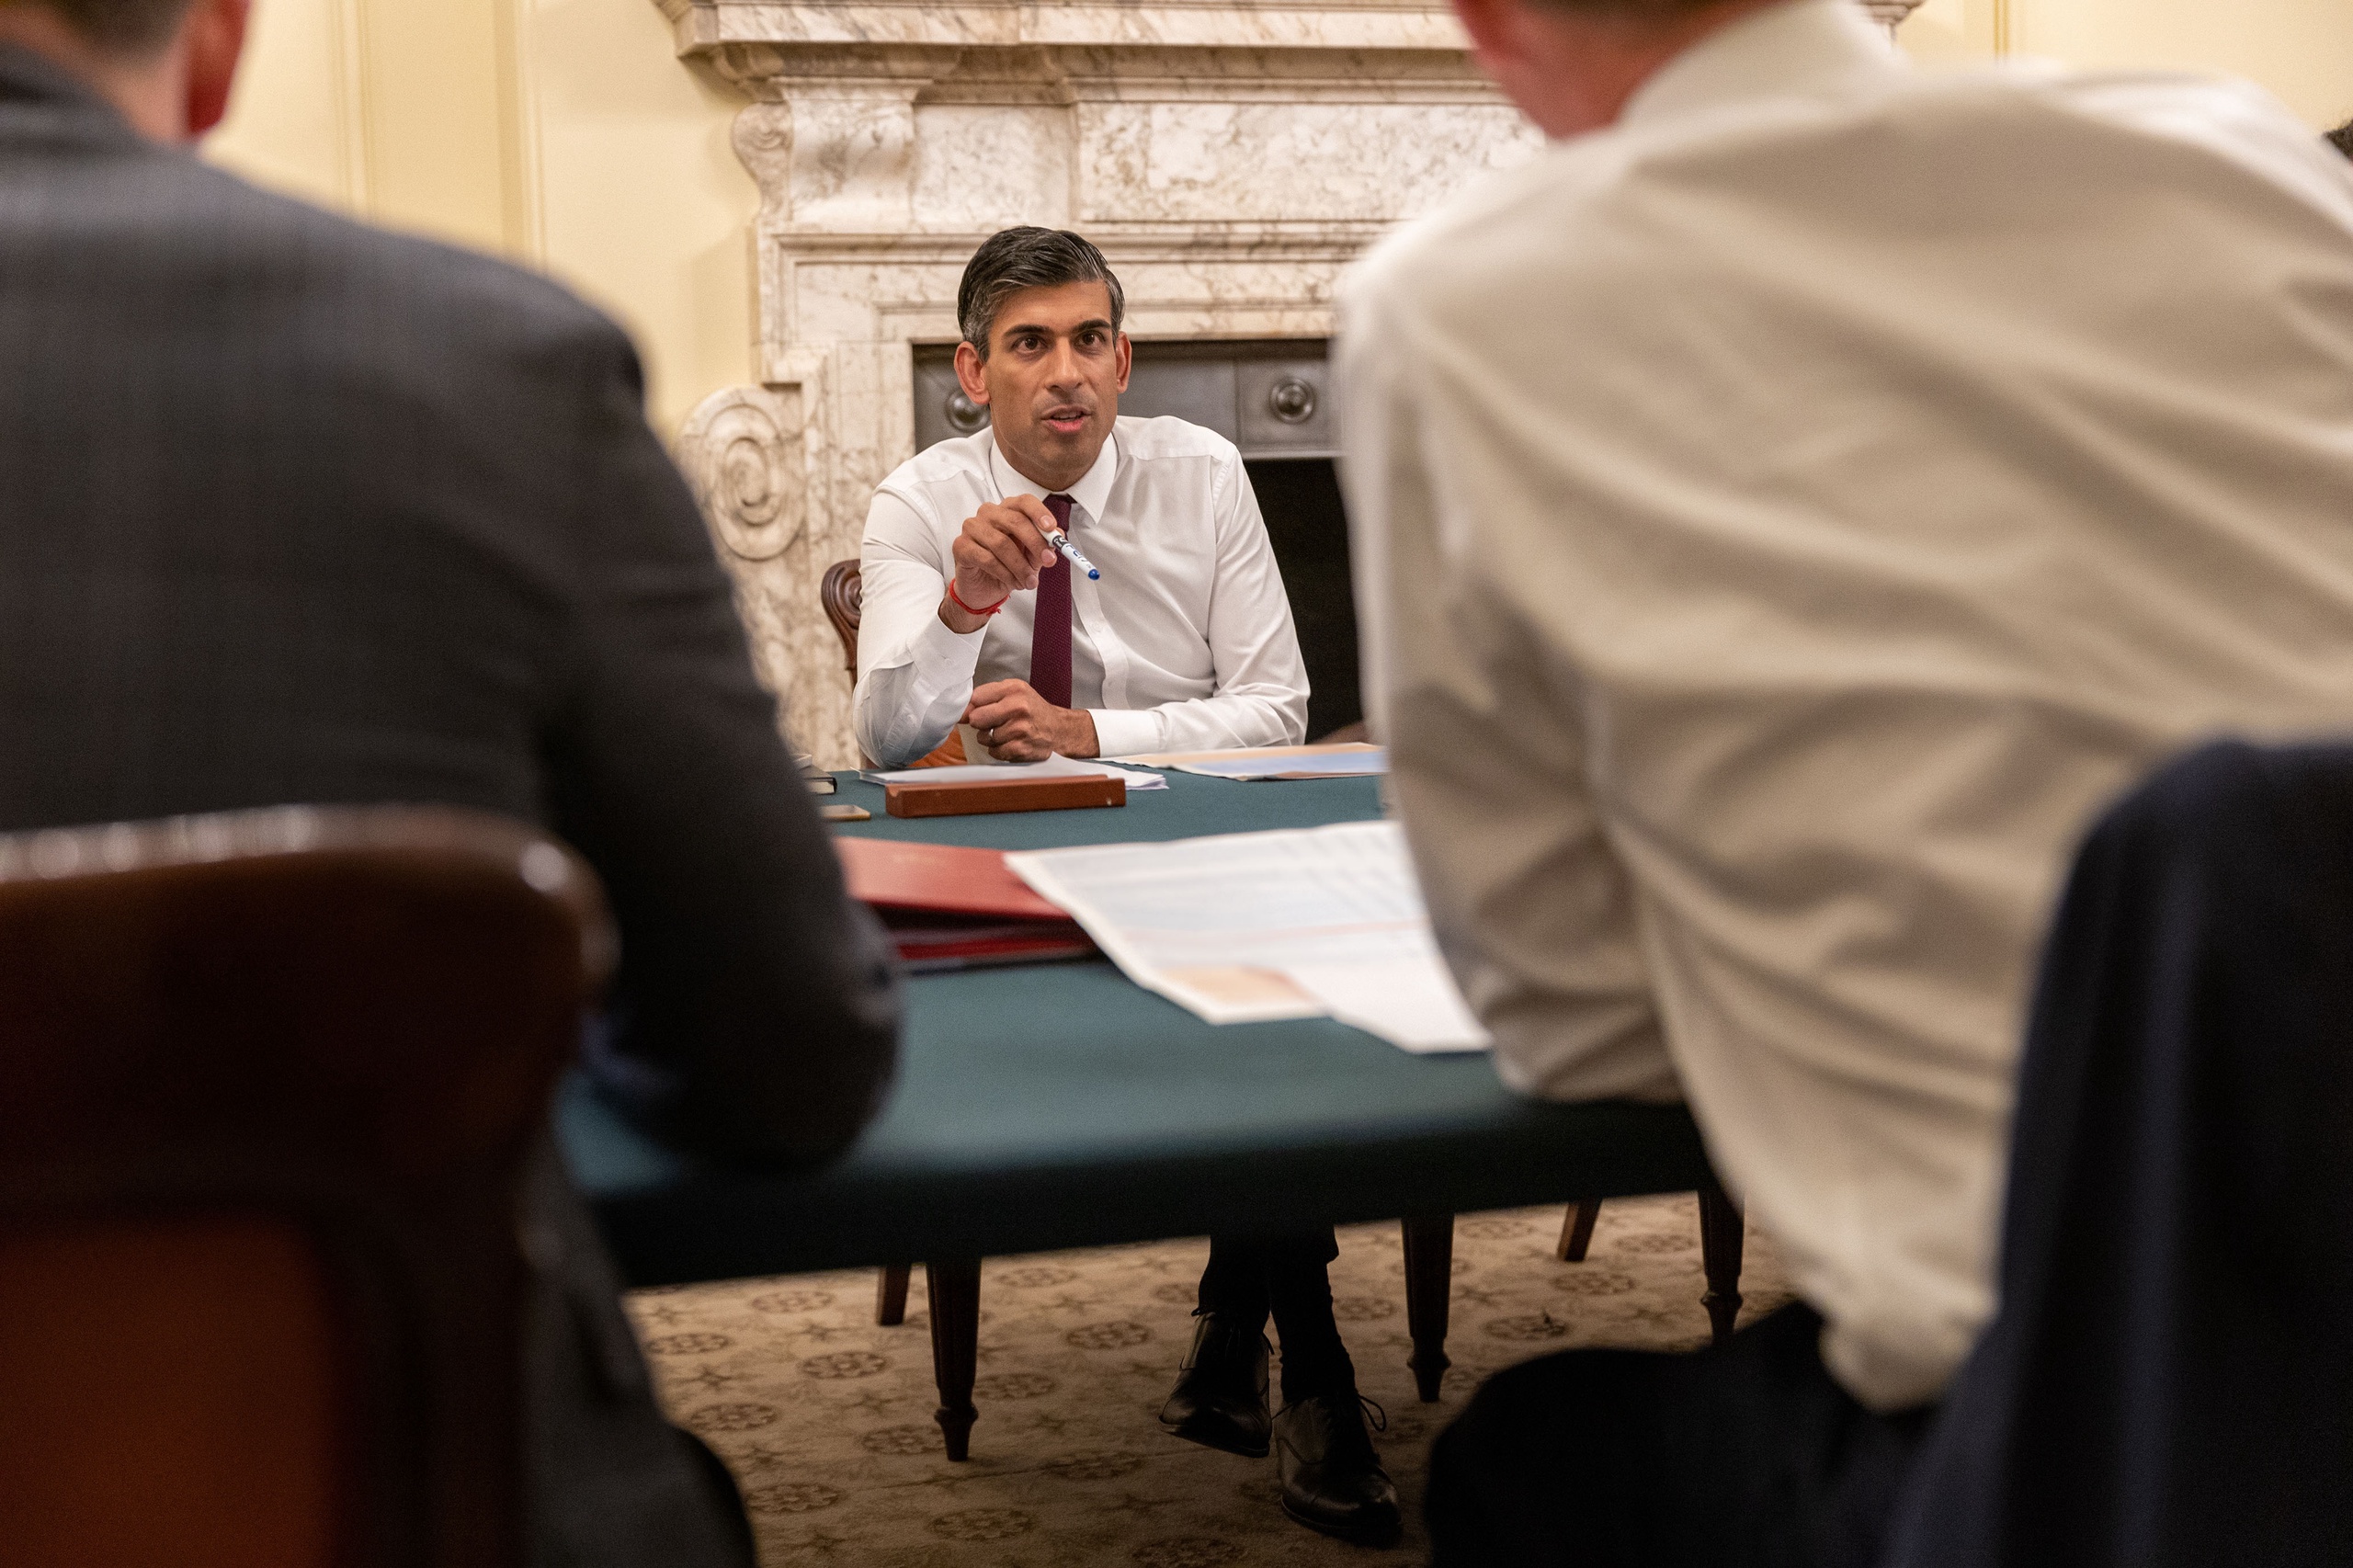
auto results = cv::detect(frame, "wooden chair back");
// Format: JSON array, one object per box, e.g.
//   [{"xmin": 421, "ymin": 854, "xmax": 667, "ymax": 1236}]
[
  {"xmin": 820, "ymin": 558, "xmax": 862, "ymax": 679},
  {"xmin": 823, "ymin": 558, "xmax": 969, "ymax": 768},
  {"xmin": 0, "ymin": 806, "xmax": 613, "ymax": 1568}
]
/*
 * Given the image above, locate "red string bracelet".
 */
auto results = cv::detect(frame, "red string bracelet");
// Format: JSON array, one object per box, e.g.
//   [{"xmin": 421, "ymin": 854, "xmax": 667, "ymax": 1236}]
[{"xmin": 946, "ymin": 578, "xmax": 1007, "ymax": 618}]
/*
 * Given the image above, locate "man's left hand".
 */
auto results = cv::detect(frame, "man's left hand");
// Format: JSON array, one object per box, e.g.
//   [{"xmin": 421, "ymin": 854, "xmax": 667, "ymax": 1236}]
[{"xmin": 964, "ymin": 680, "xmax": 1098, "ymax": 762}]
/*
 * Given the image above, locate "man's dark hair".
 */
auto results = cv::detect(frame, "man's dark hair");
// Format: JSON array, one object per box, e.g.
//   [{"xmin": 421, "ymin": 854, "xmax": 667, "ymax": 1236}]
[
  {"xmin": 5, "ymin": 0, "xmax": 194, "ymax": 52},
  {"xmin": 957, "ymin": 227, "xmax": 1125, "ymax": 360},
  {"xmin": 2330, "ymin": 119, "xmax": 2353, "ymax": 161}
]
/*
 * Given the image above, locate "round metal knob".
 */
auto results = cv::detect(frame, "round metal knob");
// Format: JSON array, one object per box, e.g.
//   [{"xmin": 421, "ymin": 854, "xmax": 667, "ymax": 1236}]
[
  {"xmin": 945, "ymin": 390, "xmax": 988, "ymax": 434},
  {"xmin": 1267, "ymin": 377, "xmax": 1318, "ymax": 425}
]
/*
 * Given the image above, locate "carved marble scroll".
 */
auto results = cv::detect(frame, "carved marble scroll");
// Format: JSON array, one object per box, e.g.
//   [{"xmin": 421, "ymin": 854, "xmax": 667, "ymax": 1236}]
[
  {"xmin": 678, "ymin": 383, "xmax": 803, "ymax": 563},
  {"xmin": 676, "ymin": 381, "xmax": 841, "ymax": 762}
]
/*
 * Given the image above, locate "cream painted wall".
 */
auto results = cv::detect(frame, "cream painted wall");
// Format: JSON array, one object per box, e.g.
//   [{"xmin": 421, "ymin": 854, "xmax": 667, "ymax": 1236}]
[
  {"xmin": 205, "ymin": 0, "xmax": 2346, "ymax": 441},
  {"xmin": 206, "ymin": 0, "xmax": 754, "ymax": 437},
  {"xmin": 520, "ymin": 1, "xmax": 755, "ymax": 439},
  {"xmin": 1900, "ymin": 0, "xmax": 2352, "ymax": 130},
  {"xmin": 2013, "ymin": 0, "xmax": 2351, "ymax": 131}
]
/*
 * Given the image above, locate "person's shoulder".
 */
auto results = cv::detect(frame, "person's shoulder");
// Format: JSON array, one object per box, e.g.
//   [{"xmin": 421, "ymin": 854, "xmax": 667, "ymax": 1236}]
[
  {"xmin": 1343, "ymin": 133, "xmax": 1634, "ymax": 338},
  {"xmin": 178, "ymin": 155, "xmax": 631, "ymax": 367},
  {"xmin": 2006, "ymin": 63, "xmax": 2353, "ymax": 196},
  {"xmin": 1349, "ymin": 61, "xmax": 2352, "ymax": 334},
  {"xmin": 1348, "ymin": 64, "xmax": 1925, "ymax": 317},
  {"xmin": 1112, "ymin": 415, "xmax": 1239, "ymax": 465}
]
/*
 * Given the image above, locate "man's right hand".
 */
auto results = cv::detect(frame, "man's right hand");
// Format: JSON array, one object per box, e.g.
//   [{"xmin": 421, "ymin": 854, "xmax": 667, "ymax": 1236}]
[{"xmin": 939, "ymin": 496, "xmax": 1062, "ymax": 633}]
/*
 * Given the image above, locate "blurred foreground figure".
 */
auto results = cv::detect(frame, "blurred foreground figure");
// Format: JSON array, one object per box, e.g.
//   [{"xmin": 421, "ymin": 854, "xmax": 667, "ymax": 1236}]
[
  {"xmin": 1336, "ymin": 0, "xmax": 2353, "ymax": 1562},
  {"xmin": 0, "ymin": 2, "xmax": 900, "ymax": 1563},
  {"xmin": 1887, "ymin": 741, "xmax": 2353, "ymax": 1567}
]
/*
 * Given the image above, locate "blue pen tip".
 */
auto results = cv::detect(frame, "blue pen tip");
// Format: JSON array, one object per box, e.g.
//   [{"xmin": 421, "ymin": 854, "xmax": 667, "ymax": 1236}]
[{"xmin": 1086, "ymin": 568, "xmax": 1101, "ymax": 579}]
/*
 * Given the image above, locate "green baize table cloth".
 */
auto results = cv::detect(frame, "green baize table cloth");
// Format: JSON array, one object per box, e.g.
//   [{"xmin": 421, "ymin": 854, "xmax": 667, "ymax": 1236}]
[{"xmin": 559, "ymin": 769, "xmax": 1713, "ymax": 1288}]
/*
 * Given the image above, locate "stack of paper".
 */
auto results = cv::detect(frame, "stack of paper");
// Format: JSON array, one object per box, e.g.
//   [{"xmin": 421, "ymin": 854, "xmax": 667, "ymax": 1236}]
[
  {"xmin": 1114, "ymin": 743, "xmax": 1388, "ymax": 781},
  {"xmin": 860, "ymin": 754, "xmax": 1166, "ymax": 791},
  {"xmin": 1006, "ymin": 821, "xmax": 1489, "ymax": 1054}
]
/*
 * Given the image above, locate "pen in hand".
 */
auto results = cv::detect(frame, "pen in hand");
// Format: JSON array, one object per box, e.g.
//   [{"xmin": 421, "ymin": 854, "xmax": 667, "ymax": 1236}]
[{"xmin": 1045, "ymin": 528, "xmax": 1101, "ymax": 580}]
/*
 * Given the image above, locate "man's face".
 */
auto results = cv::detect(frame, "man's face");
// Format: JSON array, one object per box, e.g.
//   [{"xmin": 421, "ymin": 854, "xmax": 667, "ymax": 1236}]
[{"xmin": 954, "ymin": 280, "xmax": 1131, "ymax": 487}]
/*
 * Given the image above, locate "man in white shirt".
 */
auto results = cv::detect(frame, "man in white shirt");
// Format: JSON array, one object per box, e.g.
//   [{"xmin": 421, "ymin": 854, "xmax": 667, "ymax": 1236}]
[
  {"xmin": 1336, "ymin": 0, "xmax": 2353, "ymax": 1562},
  {"xmin": 854, "ymin": 229, "xmax": 1309, "ymax": 767},
  {"xmin": 857, "ymin": 228, "xmax": 1395, "ymax": 1545}
]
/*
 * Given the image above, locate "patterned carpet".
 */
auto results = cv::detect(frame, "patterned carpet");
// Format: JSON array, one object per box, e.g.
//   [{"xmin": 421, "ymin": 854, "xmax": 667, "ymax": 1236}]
[{"xmin": 627, "ymin": 1196, "xmax": 1797, "ymax": 1566}]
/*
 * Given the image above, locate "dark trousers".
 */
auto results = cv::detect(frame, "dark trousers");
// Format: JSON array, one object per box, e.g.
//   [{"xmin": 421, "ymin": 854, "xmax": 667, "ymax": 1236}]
[
  {"xmin": 1427, "ymin": 1304, "xmax": 1932, "ymax": 1568},
  {"xmin": 1197, "ymin": 1228, "xmax": 1357, "ymax": 1403}
]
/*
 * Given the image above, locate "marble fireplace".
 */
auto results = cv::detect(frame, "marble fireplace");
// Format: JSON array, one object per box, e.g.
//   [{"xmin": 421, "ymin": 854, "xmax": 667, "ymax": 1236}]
[
  {"xmin": 655, "ymin": 0, "xmax": 1915, "ymax": 767},
  {"xmin": 656, "ymin": 0, "xmax": 1538, "ymax": 767}
]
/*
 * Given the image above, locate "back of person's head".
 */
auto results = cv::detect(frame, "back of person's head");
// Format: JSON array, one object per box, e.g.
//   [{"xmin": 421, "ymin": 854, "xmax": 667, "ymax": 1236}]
[
  {"xmin": 1, "ymin": 0, "xmax": 193, "ymax": 52},
  {"xmin": 0, "ymin": 0, "xmax": 245, "ymax": 139}
]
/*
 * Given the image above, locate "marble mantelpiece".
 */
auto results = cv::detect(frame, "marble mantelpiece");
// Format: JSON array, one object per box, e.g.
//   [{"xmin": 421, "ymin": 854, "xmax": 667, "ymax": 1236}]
[
  {"xmin": 660, "ymin": 0, "xmax": 1538, "ymax": 767},
  {"xmin": 656, "ymin": 1, "xmax": 1480, "ymax": 53}
]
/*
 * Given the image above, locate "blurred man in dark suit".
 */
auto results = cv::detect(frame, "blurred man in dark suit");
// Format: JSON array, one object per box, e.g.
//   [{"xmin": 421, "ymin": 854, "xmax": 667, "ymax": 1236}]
[{"xmin": 0, "ymin": 2, "xmax": 901, "ymax": 1562}]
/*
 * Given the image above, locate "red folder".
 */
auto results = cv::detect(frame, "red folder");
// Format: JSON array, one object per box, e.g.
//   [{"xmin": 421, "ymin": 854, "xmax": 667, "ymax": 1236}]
[{"xmin": 832, "ymin": 837, "xmax": 1095, "ymax": 972}]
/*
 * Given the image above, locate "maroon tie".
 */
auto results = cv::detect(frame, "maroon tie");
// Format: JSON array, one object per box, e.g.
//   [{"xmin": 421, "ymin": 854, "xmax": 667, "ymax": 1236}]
[{"xmin": 1029, "ymin": 493, "xmax": 1074, "ymax": 710}]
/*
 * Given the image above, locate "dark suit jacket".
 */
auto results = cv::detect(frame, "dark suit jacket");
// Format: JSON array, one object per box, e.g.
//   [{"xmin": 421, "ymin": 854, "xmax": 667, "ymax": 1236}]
[
  {"xmin": 1888, "ymin": 741, "xmax": 2353, "ymax": 1568},
  {"xmin": 0, "ymin": 47, "xmax": 900, "ymax": 1566}
]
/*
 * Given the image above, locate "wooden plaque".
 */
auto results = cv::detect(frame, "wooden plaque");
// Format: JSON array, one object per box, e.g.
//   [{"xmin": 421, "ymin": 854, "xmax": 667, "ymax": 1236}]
[{"xmin": 882, "ymin": 774, "xmax": 1126, "ymax": 819}]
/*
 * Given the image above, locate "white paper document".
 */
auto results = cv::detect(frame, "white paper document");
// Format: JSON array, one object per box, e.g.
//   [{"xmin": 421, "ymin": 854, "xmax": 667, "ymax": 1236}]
[
  {"xmin": 1110, "ymin": 743, "xmax": 1387, "ymax": 780},
  {"xmin": 1165, "ymin": 748, "xmax": 1388, "ymax": 781},
  {"xmin": 859, "ymin": 754, "xmax": 1166, "ymax": 791},
  {"xmin": 1005, "ymin": 821, "xmax": 1490, "ymax": 1054}
]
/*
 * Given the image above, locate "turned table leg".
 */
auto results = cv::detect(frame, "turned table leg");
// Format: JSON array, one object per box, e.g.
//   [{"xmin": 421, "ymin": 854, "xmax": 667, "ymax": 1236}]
[
  {"xmin": 875, "ymin": 1263, "xmax": 911, "ymax": 1326},
  {"xmin": 1697, "ymin": 1180, "xmax": 1745, "ymax": 1347},
  {"xmin": 1400, "ymin": 1213, "xmax": 1456, "ymax": 1403},
  {"xmin": 1556, "ymin": 1199, "xmax": 1602, "ymax": 1262},
  {"xmin": 926, "ymin": 1259, "xmax": 983, "ymax": 1460}
]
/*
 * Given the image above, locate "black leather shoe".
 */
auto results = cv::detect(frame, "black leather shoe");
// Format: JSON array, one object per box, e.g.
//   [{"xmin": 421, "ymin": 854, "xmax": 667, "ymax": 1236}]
[
  {"xmin": 1158, "ymin": 1313, "xmax": 1271, "ymax": 1458},
  {"xmin": 1274, "ymin": 1392, "xmax": 1401, "ymax": 1547}
]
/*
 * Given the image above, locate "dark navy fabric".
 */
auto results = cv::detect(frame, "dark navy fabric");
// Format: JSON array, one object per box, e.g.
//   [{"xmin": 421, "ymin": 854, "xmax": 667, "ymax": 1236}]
[
  {"xmin": 1427, "ymin": 1303, "xmax": 1932, "ymax": 1568},
  {"xmin": 1887, "ymin": 740, "xmax": 2353, "ymax": 1568}
]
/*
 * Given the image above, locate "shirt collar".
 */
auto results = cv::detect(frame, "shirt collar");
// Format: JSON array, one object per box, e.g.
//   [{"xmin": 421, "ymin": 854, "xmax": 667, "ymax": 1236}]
[
  {"xmin": 989, "ymin": 425, "xmax": 1120, "ymax": 527},
  {"xmin": 1620, "ymin": 0, "xmax": 1904, "ymax": 132}
]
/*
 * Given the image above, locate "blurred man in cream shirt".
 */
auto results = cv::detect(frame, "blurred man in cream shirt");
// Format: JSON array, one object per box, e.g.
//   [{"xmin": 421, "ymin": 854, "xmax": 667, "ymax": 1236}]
[{"xmin": 1337, "ymin": 0, "xmax": 2353, "ymax": 1562}]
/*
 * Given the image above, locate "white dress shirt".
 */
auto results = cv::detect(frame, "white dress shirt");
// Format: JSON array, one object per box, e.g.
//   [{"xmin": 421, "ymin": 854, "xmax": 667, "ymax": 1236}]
[
  {"xmin": 855, "ymin": 418, "xmax": 1311, "ymax": 767},
  {"xmin": 1338, "ymin": 0, "xmax": 2353, "ymax": 1411}
]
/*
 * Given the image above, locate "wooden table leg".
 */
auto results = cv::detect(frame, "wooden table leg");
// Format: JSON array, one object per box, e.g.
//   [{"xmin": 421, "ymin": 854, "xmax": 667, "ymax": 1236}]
[
  {"xmin": 1400, "ymin": 1213, "xmax": 1455, "ymax": 1403},
  {"xmin": 925, "ymin": 1259, "xmax": 983, "ymax": 1460},
  {"xmin": 876, "ymin": 1263, "xmax": 911, "ymax": 1326},
  {"xmin": 1555, "ymin": 1199, "xmax": 1602, "ymax": 1262},
  {"xmin": 1697, "ymin": 1180, "xmax": 1745, "ymax": 1347}
]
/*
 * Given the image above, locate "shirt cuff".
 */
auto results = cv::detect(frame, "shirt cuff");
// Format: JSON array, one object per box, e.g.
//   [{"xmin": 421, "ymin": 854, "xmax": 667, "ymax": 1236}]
[{"xmin": 1088, "ymin": 708, "xmax": 1163, "ymax": 760}]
